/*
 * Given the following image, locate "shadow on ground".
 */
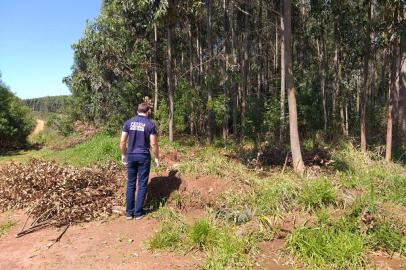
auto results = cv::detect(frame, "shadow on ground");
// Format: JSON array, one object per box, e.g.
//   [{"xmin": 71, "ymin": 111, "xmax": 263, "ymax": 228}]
[
  {"xmin": 229, "ymin": 146, "xmax": 334, "ymax": 169},
  {"xmin": 0, "ymin": 143, "xmax": 43, "ymax": 156},
  {"xmin": 145, "ymin": 170, "xmax": 182, "ymax": 211}
]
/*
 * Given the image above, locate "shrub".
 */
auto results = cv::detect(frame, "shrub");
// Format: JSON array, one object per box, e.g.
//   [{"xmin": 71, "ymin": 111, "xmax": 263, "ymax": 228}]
[
  {"xmin": 0, "ymin": 80, "xmax": 35, "ymax": 150},
  {"xmin": 46, "ymin": 113, "xmax": 74, "ymax": 136}
]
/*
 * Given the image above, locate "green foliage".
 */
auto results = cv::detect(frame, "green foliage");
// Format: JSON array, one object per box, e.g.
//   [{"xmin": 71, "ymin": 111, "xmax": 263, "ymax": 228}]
[
  {"xmin": 262, "ymin": 97, "xmax": 280, "ymax": 137},
  {"xmin": 46, "ymin": 113, "xmax": 74, "ymax": 136},
  {"xmin": 287, "ymin": 225, "xmax": 366, "ymax": 270},
  {"xmin": 0, "ymin": 78, "xmax": 35, "ymax": 151},
  {"xmin": 67, "ymin": 0, "xmax": 154, "ymax": 128},
  {"xmin": 155, "ymin": 81, "xmax": 206, "ymax": 135},
  {"xmin": 299, "ymin": 178, "xmax": 336, "ymax": 210}
]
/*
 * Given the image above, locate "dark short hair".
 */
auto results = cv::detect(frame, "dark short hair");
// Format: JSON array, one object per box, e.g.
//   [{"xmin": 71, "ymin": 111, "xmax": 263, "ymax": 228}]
[{"xmin": 137, "ymin": 103, "xmax": 150, "ymax": 113}]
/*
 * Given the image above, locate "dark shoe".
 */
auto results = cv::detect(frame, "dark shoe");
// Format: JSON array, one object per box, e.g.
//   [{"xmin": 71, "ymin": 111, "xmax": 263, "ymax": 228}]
[
  {"xmin": 125, "ymin": 215, "xmax": 134, "ymax": 220},
  {"xmin": 135, "ymin": 214, "xmax": 145, "ymax": 220}
]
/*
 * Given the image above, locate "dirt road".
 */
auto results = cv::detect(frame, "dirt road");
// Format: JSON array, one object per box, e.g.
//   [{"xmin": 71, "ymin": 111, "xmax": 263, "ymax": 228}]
[{"xmin": 32, "ymin": 119, "xmax": 44, "ymax": 135}]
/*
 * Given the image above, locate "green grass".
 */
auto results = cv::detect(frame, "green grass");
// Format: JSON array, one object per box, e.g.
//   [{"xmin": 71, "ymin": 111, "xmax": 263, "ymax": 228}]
[
  {"xmin": 255, "ymin": 176, "xmax": 299, "ymax": 215},
  {"xmin": 367, "ymin": 219, "xmax": 406, "ymax": 255},
  {"xmin": 299, "ymin": 178, "xmax": 336, "ymax": 210},
  {"xmin": 203, "ymin": 226, "xmax": 255, "ymax": 270},
  {"xmin": 287, "ymin": 225, "xmax": 366, "ymax": 270},
  {"xmin": 148, "ymin": 222, "xmax": 184, "ymax": 250},
  {"xmin": 188, "ymin": 219, "xmax": 215, "ymax": 249},
  {"xmin": 42, "ymin": 133, "xmax": 120, "ymax": 166},
  {"xmin": 149, "ymin": 214, "xmax": 256, "ymax": 269},
  {"xmin": 0, "ymin": 221, "xmax": 16, "ymax": 237}
]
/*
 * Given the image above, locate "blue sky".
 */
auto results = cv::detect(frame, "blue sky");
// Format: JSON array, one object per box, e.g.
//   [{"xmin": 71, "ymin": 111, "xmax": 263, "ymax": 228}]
[{"xmin": 0, "ymin": 0, "xmax": 102, "ymax": 99}]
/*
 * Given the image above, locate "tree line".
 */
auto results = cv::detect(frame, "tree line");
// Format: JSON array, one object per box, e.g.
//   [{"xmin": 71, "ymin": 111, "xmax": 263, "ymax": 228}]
[
  {"xmin": 66, "ymin": 0, "xmax": 406, "ymax": 173},
  {"xmin": 24, "ymin": 95, "xmax": 71, "ymax": 114},
  {"xmin": 0, "ymin": 75, "xmax": 34, "ymax": 151}
]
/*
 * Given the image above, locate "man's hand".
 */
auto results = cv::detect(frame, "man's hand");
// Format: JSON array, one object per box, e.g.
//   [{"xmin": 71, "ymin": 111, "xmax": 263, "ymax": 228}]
[
  {"xmin": 121, "ymin": 154, "xmax": 128, "ymax": 166},
  {"xmin": 154, "ymin": 158, "xmax": 159, "ymax": 168}
]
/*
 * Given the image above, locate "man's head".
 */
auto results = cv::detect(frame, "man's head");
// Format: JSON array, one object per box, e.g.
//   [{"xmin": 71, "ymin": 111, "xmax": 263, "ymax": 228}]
[{"xmin": 137, "ymin": 103, "xmax": 151, "ymax": 115}]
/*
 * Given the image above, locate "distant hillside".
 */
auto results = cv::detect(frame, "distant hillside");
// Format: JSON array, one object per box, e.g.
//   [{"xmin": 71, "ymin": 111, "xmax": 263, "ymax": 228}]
[{"xmin": 24, "ymin": 95, "xmax": 71, "ymax": 113}]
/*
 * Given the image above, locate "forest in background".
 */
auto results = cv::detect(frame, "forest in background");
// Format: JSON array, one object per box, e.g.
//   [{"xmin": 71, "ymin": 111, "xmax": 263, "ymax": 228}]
[
  {"xmin": 24, "ymin": 95, "xmax": 71, "ymax": 114},
  {"xmin": 65, "ymin": 0, "xmax": 406, "ymax": 173}
]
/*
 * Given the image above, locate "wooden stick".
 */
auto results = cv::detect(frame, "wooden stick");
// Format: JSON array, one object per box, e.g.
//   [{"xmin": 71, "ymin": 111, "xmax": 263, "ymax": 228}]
[
  {"xmin": 16, "ymin": 219, "xmax": 52, "ymax": 238},
  {"xmin": 282, "ymin": 152, "xmax": 289, "ymax": 174},
  {"xmin": 19, "ymin": 213, "xmax": 32, "ymax": 234},
  {"xmin": 47, "ymin": 224, "xmax": 70, "ymax": 249},
  {"xmin": 31, "ymin": 207, "xmax": 54, "ymax": 227},
  {"xmin": 19, "ymin": 201, "xmax": 41, "ymax": 233}
]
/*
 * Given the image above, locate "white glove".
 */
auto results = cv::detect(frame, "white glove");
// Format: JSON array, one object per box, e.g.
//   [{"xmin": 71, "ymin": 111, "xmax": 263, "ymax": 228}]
[
  {"xmin": 154, "ymin": 158, "xmax": 159, "ymax": 167},
  {"xmin": 121, "ymin": 155, "xmax": 128, "ymax": 165}
]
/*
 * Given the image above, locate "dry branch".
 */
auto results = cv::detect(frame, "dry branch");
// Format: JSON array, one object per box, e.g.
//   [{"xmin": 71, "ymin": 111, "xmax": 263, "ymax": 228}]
[{"xmin": 0, "ymin": 159, "xmax": 123, "ymax": 237}]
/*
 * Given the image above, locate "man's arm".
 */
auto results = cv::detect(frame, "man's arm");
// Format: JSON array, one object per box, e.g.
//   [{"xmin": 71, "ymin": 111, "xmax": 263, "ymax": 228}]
[
  {"xmin": 150, "ymin": 134, "xmax": 160, "ymax": 166},
  {"xmin": 119, "ymin": 132, "xmax": 128, "ymax": 164}
]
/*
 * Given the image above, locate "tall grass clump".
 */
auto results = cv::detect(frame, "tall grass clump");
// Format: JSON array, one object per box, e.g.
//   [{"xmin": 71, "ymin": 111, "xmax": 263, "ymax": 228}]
[
  {"xmin": 255, "ymin": 175, "xmax": 299, "ymax": 215},
  {"xmin": 287, "ymin": 225, "xmax": 366, "ymax": 269},
  {"xmin": 367, "ymin": 219, "xmax": 406, "ymax": 255},
  {"xmin": 202, "ymin": 225, "xmax": 256, "ymax": 270},
  {"xmin": 148, "ymin": 222, "xmax": 184, "ymax": 250},
  {"xmin": 149, "ymin": 216, "xmax": 256, "ymax": 269},
  {"xmin": 299, "ymin": 178, "xmax": 336, "ymax": 210},
  {"xmin": 188, "ymin": 219, "xmax": 217, "ymax": 250}
]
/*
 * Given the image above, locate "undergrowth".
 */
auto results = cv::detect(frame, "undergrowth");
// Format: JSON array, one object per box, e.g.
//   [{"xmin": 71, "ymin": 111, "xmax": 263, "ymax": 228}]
[
  {"xmin": 148, "ymin": 213, "xmax": 256, "ymax": 269},
  {"xmin": 287, "ymin": 224, "xmax": 366, "ymax": 270}
]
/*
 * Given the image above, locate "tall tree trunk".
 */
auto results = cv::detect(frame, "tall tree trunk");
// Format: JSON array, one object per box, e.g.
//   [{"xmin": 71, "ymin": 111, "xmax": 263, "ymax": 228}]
[
  {"xmin": 206, "ymin": 0, "xmax": 214, "ymax": 144},
  {"xmin": 279, "ymin": 2, "xmax": 286, "ymax": 144},
  {"xmin": 230, "ymin": 3, "xmax": 238, "ymax": 139},
  {"xmin": 240, "ymin": 1, "xmax": 250, "ymax": 137},
  {"xmin": 256, "ymin": 0, "xmax": 263, "ymax": 98},
  {"xmin": 153, "ymin": 23, "xmax": 159, "ymax": 113},
  {"xmin": 222, "ymin": 0, "xmax": 230, "ymax": 140},
  {"xmin": 317, "ymin": 38, "xmax": 327, "ymax": 132},
  {"xmin": 360, "ymin": 0, "xmax": 371, "ymax": 153},
  {"xmin": 188, "ymin": 17, "xmax": 195, "ymax": 136},
  {"xmin": 166, "ymin": 0, "xmax": 175, "ymax": 142},
  {"xmin": 283, "ymin": 0, "xmax": 305, "ymax": 174},
  {"xmin": 333, "ymin": 46, "xmax": 339, "ymax": 127},
  {"xmin": 345, "ymin": 102, "xmax": 349, "ymax": 136},
  {"xmin": 385, "ymin": 39, "xmax": 400, "ymax": 162},
  {"xmin": 398, "ymin": 21, "xmax": 406, "ymax": 148}
]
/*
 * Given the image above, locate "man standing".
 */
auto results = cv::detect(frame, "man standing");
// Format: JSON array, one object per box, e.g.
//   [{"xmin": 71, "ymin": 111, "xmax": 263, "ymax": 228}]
[{"xmin": 119, "ymin": 103, "xmax": 160, "ymax": 220}]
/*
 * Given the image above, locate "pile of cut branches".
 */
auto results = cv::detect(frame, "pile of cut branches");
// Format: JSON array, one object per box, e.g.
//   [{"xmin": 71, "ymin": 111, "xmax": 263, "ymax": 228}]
[{"xmin": 0, "ymin": 159, "xmax": 123, "ymax": 236}]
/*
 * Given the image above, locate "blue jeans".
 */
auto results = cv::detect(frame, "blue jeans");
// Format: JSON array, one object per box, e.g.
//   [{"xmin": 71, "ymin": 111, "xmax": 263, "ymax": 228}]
[{"xmin": 126, "ymin": 154, "xmax": 151, "ymax": 217}]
